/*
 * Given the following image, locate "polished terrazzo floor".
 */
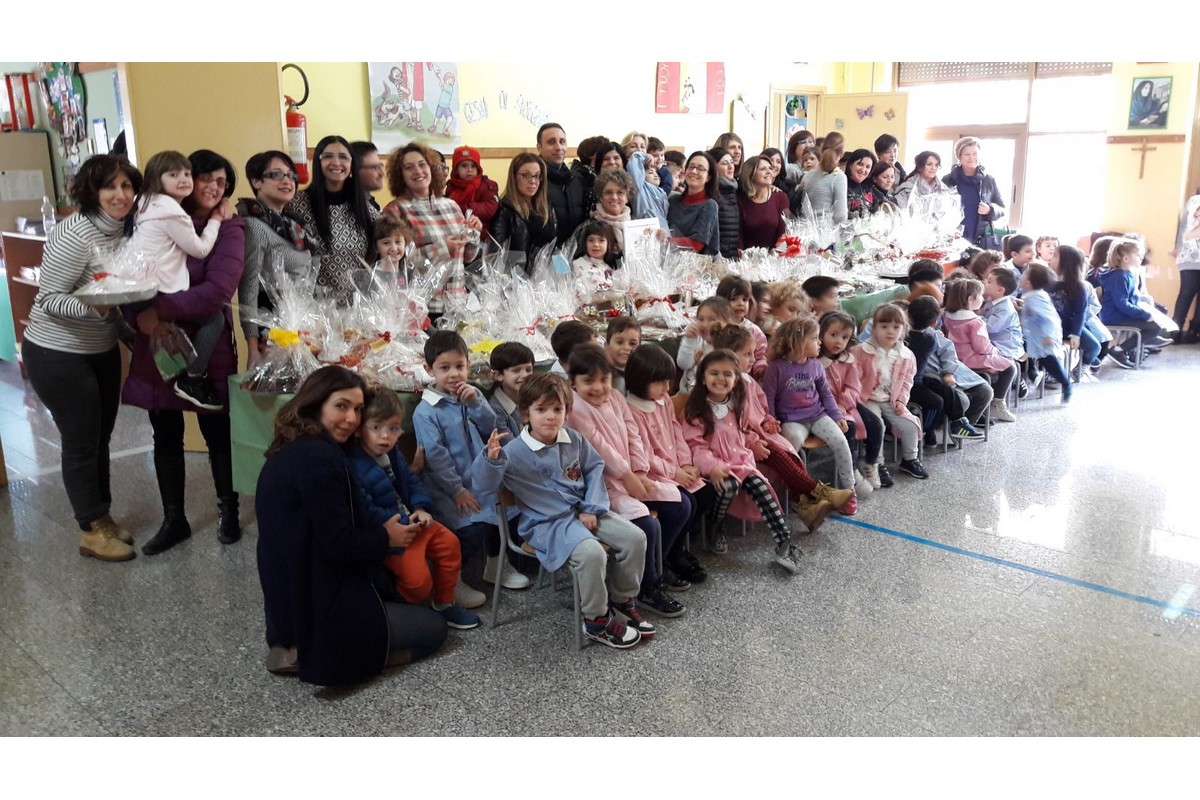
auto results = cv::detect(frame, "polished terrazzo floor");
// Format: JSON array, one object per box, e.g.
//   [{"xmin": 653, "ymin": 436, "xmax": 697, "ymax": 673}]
[{"xmin": 2, "ymin": 347, "xmax": 1199, "ymax": 736}]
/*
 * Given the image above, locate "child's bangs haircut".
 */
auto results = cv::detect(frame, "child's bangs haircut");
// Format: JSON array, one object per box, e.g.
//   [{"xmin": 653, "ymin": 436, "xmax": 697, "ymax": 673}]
[
  {"xmin": 768, "ymin": 315, "xmax": 817, "ymax": 361},
  {"xmin": 624, "ymin": 344, "xmax": 677, "ymax": 399},
  {"xmin": 751, "ymin": 281, "xmax": 770, "ymax": 304},
  {"xmin": 710, "ymin": 322, "xmax": 753, "ymax": 353},
  {"xmin": 872, "ymin": 302, "xmax": 910, "ymax": 330},
  {"xmin": 424, "ymin": 330, "xmax": 469, "ymax": 365},
  {"xmin": 943, "ymin": 279, "xmax": 983, "ymax": 313},
  {"xmin": 715, "ymin": 274, "xmax": 752, "ymax": 301},
  {"xmin": 374, "ymin": 214, "xmax": 412, "ymax": 242},
  {"xmin": 1036, "ymin": 235, "xmax": 1058, "ymax": 251},
  {"xmin": 489, "ymin": 341, "xmax": 535, "ymax": 372},
  {"xmin": 140, "ymin": 150, "xmax": 191, "ymax": 207},
  {"xmin": 573, "ymin": 220, "xmax": 619, "ymax": 263},
  {"xmin": 518, "ymin": 372, "xmax": 572, "ymax": 415},
  {"xmin": 1108, "ymin": 238, "xmax": 1141, "ymax": 268},
  {"xmin": 906, "ymin": 296, "xmax": 942, "ymax": 331},
  {"xmin": 907, "ymin": 258, "xmax": 945, "ymax": 287},
  {"xmin": 801, "ymin": 275, "xmax": 840, "ymax": 300},
  {"xmin": 1089, "ymin": 236, "xmax": 1116, "ymax": 270},
  {"xmin": 605, "ymin": 316, "xmax": 642, "ymax": 341},
  {"xmin": 567, "ymin": 343, "xmax": 613, "ymax": 379},
  {"xmin": 989, "ymin": 267, "xmax": 1018, "ymax": 296},
  {"xmin": 364, "ymin": 384, "xmax": 405, "ymax": 423},
  {"xmin": 550, "ymin": 320, "xmax": 597, "ymax": 363},
  {"xmin": 1024, "ymin": 263, "xmax": 1056, "ymax": 291},
  {"xmin": 1005, "ymin": 234, "xmax": 1034, "ymax": 258},
  {"xmin": 696, "ymin": 295, "xmax": 733, "ymax": 321},
  {"xmin": 967, "ymin": 249, "xmax": 1003, "ymax": 280},
  {"xmin": 683, "ymin": 349, "xmax": 746, "ymax": 436},
  {"xmin": 818, "ymin": 311, "xmax": 857, "ymax": 360}
]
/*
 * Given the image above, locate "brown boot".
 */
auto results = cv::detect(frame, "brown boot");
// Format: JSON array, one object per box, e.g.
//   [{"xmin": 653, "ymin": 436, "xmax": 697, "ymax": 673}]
[
  {"xmin": 97, "ymin": 513, "xmax": 133, "ymax": 545},
  {"xmin": 792, "ymin": 498, "xmax": 834, "ymax": 534},
  {"xmin": 79, "ymin": 517, "xmax": 136, "ymax": 562},
  {"xmin": 809, "ymin": 482, "xmax": 854, "ymax": 512}
]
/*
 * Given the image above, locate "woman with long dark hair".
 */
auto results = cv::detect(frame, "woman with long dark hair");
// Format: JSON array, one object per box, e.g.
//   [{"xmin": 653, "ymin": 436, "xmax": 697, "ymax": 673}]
[
  {"xmin": 490, "ymin": 153, "xmax": 557, "ymax": 268},
  {"xmin": 667, "ymin": 151, "xmax": 721, "ymax": 256}
]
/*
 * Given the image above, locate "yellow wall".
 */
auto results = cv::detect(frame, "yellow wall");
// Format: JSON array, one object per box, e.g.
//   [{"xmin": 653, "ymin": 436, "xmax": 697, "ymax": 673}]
[
  {"xmin": 121, "ymin": 62, "xmax": 286, "ymax": 182},
  {"xmin": 839, "ymin": 63, "xmax": 894, "ymax": 93},
  {"xmin": 1103, "ymin": 62, "xmax": 1199, "ymax": 303}
]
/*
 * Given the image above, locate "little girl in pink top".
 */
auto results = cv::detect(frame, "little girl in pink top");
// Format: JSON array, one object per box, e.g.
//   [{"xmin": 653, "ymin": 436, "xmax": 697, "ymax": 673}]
[
  {"xmin": 941, "ymin": 277, "xmax": 1019, "ymax": 422},
  {"xmin": 819, "ymin": 311, "xmax": 881, "ymax": 494},
  {"xmin": 566, "ymin": 345, "xmax": 689, "ymax": 617}
]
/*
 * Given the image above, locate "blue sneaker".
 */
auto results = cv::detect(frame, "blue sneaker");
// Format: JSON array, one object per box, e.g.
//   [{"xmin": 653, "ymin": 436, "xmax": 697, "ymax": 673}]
[
  {"xmin": 950, "ymin": 418, "xmax": 984, "ymax": 439},
  {"xmin": 437, "ymin": 604, "xmax": 481, "ymax": 630}
]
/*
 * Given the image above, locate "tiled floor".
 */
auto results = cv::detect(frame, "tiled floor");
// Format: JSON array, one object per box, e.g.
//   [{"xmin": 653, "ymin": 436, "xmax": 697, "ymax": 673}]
[{"xmin": 2, "ymin": 348, "xmax": 1199, "ymax": 736}]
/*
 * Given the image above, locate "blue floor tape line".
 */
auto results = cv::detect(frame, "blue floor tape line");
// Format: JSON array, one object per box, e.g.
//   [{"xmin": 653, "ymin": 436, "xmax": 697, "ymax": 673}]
[{"xmin": 831, "ymin": 517, "xmax": 1200, "ymax": 619}]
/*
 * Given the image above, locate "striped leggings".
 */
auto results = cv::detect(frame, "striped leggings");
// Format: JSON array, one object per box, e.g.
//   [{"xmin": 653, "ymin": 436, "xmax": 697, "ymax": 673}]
[{"xmin": 712, "ymin": 474, "xmax": 791, "ymax": 546}]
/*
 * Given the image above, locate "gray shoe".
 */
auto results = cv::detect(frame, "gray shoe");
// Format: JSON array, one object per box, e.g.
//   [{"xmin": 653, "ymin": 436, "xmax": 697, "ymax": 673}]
[
  {"xmin": 709, "ymin": 522, "xmax": 728, "ymax": 554},
  {"xmin": 773, "ymin": 541, "xmax": 802, "ymax": 574}
]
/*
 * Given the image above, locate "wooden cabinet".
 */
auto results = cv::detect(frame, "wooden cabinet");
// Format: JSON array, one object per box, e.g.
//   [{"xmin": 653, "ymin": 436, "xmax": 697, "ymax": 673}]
[{"xmin": 2, "ymin": 231, "xmax": 46, "ymax": 375}]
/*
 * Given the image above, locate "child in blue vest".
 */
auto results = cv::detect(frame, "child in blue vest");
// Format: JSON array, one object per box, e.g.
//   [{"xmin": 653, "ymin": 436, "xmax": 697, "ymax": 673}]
[{"xmin": 488, "ymin": 341, "xmax": 535, "ymax": 441}]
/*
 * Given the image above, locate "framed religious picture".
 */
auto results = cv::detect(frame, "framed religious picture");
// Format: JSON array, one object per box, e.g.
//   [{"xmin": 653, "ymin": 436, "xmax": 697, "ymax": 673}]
[{"xmin": 1129, "ymin": 77, "xmax": 1171, "ymax": 130}]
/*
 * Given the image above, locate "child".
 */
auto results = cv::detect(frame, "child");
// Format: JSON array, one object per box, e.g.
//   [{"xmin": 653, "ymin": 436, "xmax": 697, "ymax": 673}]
[
  {"xmin": 762, "ymin": 317, "xmax": 859, "ymax": 513},
  {"xmin": 677, "ymin": 296, "xmax": 731, "ymax": 392},
  {"xmin": 647, "ymin": 136, "xmax": 673, "ymax": 193},
  {"xmin": 749, "ymin": 281, "xmax": 772, "ymax": 328},
  {"xmin": 478, "ymin": 373, "xmax": 651, "ymax": 649},
  {"xmin": 663, "ymin": 150, "xmax": 686, "ymax": 190},
  {"xmin": 1052, "ymin": 244, "xmax": 1109, "ymax": 373},
  {"xmin": 131, "ymin": 150, "xmax": 229, "ymax": 411},
  {"xmin": 818, "ymin": 310, "xmax": 885, "ymax": 490},
  {"xmin": 1098, "ymin": 238, "xmax": 1173, "ymax": 348},
  {"xmin": 981, "ymin": 267, "xmax": 1024, "ymax": 360},
  {"xmin": 549, "ymin": 319, "xmax": 599, "ymax": 376},
  {"xmin": 488, "ymin": 341, "xmax": 535, "ymax": 441},
  {"xmin": 412, "ymin": 331, "xmax": 530, "ymax": 607},
  {"xmin": 1020, "ymin": 263, "xmax": 1071, "ymax": 403},
  {"xmin": 924, "ymin": 319, "xmax": 994, "ymax": 438},
  {"xmin": 711, "ymin": 325, "xmax": 846, "ymax": 532},
  {"xmin": 372, "ymin": 214, "xmax": 412, "ymax": 284},
  {"xmin": 445, "ymin": 145, "xmax": 499, "ymax": 234},
  {"xmin": 715, "ymin": 275, "xmax": 768, "ymax": 379},
  {"xmin": 1003, "ymin": 234, "xmax": 1035, "ymax": 275},
  {"xmin": 604, "ymin": 316, "xmax": 641, "ymax": 394},
  {"xmin": 766, "ymin": 279, "xmax": 810, "ymax": 336},
  {"xmin": 624, "ymin": 344, "xmax": 709, "ymax": 585},
  {"xmin": 907, "ymin": 296, "xmax": 983, "ymax": 441},
  {"xmin": 802, "ymin": 275, "xmax": 842, "ymax": 318},
  {"xmin": 680, "ymin": 350, "xmax": 811, "ymax": 574},
  {"xmin": 571, "ymin": 220, "xmax": 621, "ymax": 305},
  {"xmin": 566, "ymin": 345, "xmax": 689, "ymax": 617},
  {"xmin": 1036, "ymin": 236, "xmax": 1059, "ymax": 264},
  {"xmin": 941, "ymin": 278, "xmax": 1019, "ymax": 423},
  {"xmin": 851, "ymin": 304, "xmax": 928, "ymax": 480},
  {"xmin": 967, "ymin": 249, "xmax": 1003, "ymax": 282},
  {"xmin": 347, "ymin": 387, "xmax": 480, "ymax": 630}
]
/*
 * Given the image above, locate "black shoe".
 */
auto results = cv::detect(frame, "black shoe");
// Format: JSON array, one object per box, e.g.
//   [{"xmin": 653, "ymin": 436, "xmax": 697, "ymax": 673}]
[
  {"xmin": 923, "ymin": 430, "xmax": 938, "ymax": 447},
  {"xmin": 877, "ymin": 464, "xmax": 895, "ymax": 488},
  {"xmin": 1143, "ymin": 335, "xmax": 1173, "ymax": 348},
  {"xmin": 611, "ymin": 600, "xmax": 658, "ymax": 638},
  {"xmin": 1017, "ymin": 378, "xmax": 1030, "ymax": 399},
  {"xmin": 636, "ymin": 585, "xmax": 686, "ymax": 618},
  {"xmin": 174, "ymin": 374, "xmax": 224, "ymax": 411},
  {"xmin": 1183, "ymin": 329, "xmax": 1200, "ymax": 345},
  {"xmin": 217, "ymin": 496, "xmax": 241, "ymax": 544},
  {"xmin": 899, "ymin": 458, "xmax": 929, "ymax": 480},
  {"xmin": 661, "ymin": 570, "xmax": 691, "ymax": 593},
  {"xmin": 669, "ymin": 551, "xmax": 708, "ymax": 584},
  {"xmin": 1104, "ymin": 349, "xmax": 1136, "ymax": 370},
  {"xmin": 142, "ymin": 507, "xmax": 192, "ymax": 555}
]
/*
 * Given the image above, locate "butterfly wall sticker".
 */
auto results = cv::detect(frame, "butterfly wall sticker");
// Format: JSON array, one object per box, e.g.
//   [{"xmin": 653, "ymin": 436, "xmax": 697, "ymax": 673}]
[
  {"xmin": 856, "ymin": 105, "xmax": 874, "ymax": 120},
  {"xmin": 834, "ymin": 117, "xmax": 845, "ymax": 129},
  {"xmin": 884, "ymin": 108, "xmax": 896, "ymax": 121}
]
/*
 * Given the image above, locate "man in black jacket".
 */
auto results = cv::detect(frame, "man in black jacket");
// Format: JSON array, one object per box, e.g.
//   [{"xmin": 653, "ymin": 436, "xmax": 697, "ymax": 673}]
[{"xmin": 537, "ymin": 122, "xmax": 586, "ymax": 242}]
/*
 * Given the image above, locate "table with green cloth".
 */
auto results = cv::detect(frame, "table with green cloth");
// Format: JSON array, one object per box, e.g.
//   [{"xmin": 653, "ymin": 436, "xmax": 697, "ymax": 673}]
[{"xmin": 839, "ymin": 284, "xmax": 909, "ymax": 325}]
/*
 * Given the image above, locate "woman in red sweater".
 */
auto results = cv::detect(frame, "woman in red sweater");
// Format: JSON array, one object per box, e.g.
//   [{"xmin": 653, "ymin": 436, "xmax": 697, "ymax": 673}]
[{"xmin": 737, "ymin": 155, "xmax": 790, "ymax": 252}]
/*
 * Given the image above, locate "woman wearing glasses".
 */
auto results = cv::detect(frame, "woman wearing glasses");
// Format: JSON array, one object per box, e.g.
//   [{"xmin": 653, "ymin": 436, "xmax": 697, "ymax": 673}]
[
  {"xmin": 237, "ymin": 151, "xmax": 316, "ymax": 369},
  {"xmin": 708, "ymin": 147, "xmax": 740, "ymax": 260},
  {"xmin": 288, "ymin": 135, "xmax": 379, "ymax": 305},
  {"xmin": 122, "ymin": 150, "xmax": 248, "ymax": 555},
  {"xmin": 666, "ymin": 151, "xmax": 720, "ymax": 256},
  {"xmin": 490, "ymin": 153, "xmax": 557, "ymax": 269}
]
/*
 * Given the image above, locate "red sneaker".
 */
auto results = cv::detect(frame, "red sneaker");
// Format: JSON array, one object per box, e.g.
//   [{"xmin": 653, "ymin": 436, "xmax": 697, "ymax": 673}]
[{"xmin": 839, "ymin": 493, "xmax": 858, "ymax": 516}]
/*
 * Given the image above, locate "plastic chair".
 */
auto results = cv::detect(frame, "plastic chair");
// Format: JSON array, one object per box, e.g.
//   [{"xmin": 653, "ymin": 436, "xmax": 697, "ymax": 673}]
[{"xmin": 1107, "ymin": 326, "xmax": 1144, "ymax": 369}]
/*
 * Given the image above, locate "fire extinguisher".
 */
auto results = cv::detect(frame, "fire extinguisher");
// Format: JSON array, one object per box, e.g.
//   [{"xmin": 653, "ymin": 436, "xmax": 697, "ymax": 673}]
[{"xmin": 281, "ymin": 63, "xmax": 310, "ymax": 184}]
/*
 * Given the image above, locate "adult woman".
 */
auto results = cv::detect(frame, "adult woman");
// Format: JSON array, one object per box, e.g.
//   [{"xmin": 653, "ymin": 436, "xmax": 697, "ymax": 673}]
[
  {"xmin": 784, "ymin": 129, "xmax": 816, "ymax": 185},
  {"xmin": 738, "ymin": 155, "xmax": 790, "ymax": 251},
  {"xmin": 799, "ymin": 146, "xmax": 848, "ymax": 223},
  {"xmin": 288, "ymin": 135, "xmax": 378, "ymax": 305},
  {"xmin": 570, "ymin": 135, "xmax": 608, "ymax": 215},
  {"xmin": 1170, "ymin": 192, "xmax": 1200, "ymax": 342},
  {"xmin": 620, "ymin": 131, "xmax": 648, "ymax": 160},
  {"xmin": 588, "ymin": 168, "xmax": 635, "ymax": 255},
  {"xmin": 820, "ymin": 131, "xmax": 846, "ymax": 164},
  {"xmin": 384, "ymin": 142, "xmax": 481, "ymax": 314},
  {"xmin": 237, "ymin": 150, "xmax": 315, "ymax": 369},
  {"xmin": 124, "ymin": 149, "xmax": 245, "ymax": 555},
  {"xmin": 843, "ymin": 149, "xmax": 878, "ymax": 219},
  {"xmin": 490, "ymin": 153, "xmax": 557, "ymax": 268},
  {"xmin": 23, "ymin": 155, "xmax": 142, "ymax": 561},
  {"xmin": 712, "ymin": 132, "xmax": 744, "ymax": 172},
  {"xmin": 760, "ymin": 147, "xmax": 795, "ymax": 197},
  {"xmin": 870, "ymin": 160, "xmax": 899, "ymax": 210},
  {"xmin": 1130, "ymin": 80, "xmax": 1166, "ymax": 127},
  {"xmin": 256, "ymin": 366, "xmax": 447, "ymax": 685},
  {"xmin": 943, "ymin": 137, "xmax": 1006, "ymax": 249},
  {"xmin": 894, "ymin": 150, "xmax": 949, "ymax": 209},
  {"xmin": 708, "ymin": 147, "xmax": 740, "ymax": 259},
  {"xmin": 667, "ymin": 151, "xmax": 720, "ymax": 256},
  {"xmin": 592, "ymin": 141, "xmax": 626, "ymax": 174}
]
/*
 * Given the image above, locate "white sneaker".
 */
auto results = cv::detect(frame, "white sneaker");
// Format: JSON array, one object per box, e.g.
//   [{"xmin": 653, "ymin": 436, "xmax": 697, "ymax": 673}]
[
  {"xmin": 990, "ymin": 399, "xmax": 1017, "ymax": 423},
  {"xmin": 454, "ymin": 578, "xmax": 487, "ymax": 609},
  {"xmin": 484, "ymin": 555, "xmax": 531, "ymax": 590},
  {"xmin": 772, "ymin": 541, "xmax": 802, "ymax": 575},
  {"xmin": 854, "ymin": 470, "xmax": 874, "ymax": 499},
  {"xmin": 861, "ymin": 463, "xmax": 881, "ymax": 490}
]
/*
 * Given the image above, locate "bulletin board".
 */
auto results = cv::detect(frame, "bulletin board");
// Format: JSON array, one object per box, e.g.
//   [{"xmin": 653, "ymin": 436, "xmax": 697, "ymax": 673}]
[{"xmin": 814, "ymin": 92, "xmax": 909, "ymax": 159}]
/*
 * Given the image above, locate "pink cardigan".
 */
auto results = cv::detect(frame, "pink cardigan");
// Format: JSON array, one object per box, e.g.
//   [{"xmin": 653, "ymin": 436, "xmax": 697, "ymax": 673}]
[
  {"xmin": 851, "ymin": 340, "xmax": 922, "ymax": 431},
  {"xmin": 820, "ymin": 354, "xmax": 866, "ymax": 441},
  {"xmin": 568, "ymin": 389, "xmax": 680, "ymax": 519},
  {"xmin": 681, "ymin": 402, "xmax": 778, "ymax": 522},
  {"xmin": 626, "ymin": 395, "xmax": 705, "ymax": 493},
  {"xmin": 941, "ymin": 310, "xmax": 1013, "ymax": 372},
  {"xmin": 743, "ymin": 318, "xmax": 768, "ymax": 380}
]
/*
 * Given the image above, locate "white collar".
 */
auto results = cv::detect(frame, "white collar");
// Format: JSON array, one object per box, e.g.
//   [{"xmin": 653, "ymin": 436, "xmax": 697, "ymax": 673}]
[
  {"xmin": 520, "ymin": 426, "xmax": 571, "ymax": 451},
  {"xmin": 862, "ymin": 339, "xmax": 905, "ymax": 356},
  {"xmin": 626, "ymin": 395, "xmax": 663, "ymax": 413},
  {"xmin": 708, "ymin": 399, "xmax": 730, "ymax": 419},
  {"xmin": 421, "ymin": 388, "xmax": 447, "ymax": 406},
  {"xmin": 944, "ymin": 309, "xmax": 978, "ymax": 321},
  {"xmin": 494, "ymin": 388, "xmax": 517, "ymax": 414}
]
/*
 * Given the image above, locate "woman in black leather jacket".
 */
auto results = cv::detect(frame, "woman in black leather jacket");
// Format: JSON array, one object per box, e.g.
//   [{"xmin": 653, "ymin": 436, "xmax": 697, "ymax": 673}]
[
  {"xmin": 942, "ymin": 136, "xmax": 1006, "ymax": 248},
  {"xmin": 490, "ymin": 153, "xmax": 558, "ymax": 269}
]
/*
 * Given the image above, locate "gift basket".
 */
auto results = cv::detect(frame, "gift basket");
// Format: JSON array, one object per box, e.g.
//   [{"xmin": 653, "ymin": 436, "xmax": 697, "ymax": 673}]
[
  {"xmin": 619, "ymin": 233, "xmax": 690, "ymax": 334},
  {"xmin": 240, "ymin": 254, "xmax": 322, "ymax": 394},
  {"xmin": 75, "ymin": 241, "xmax": 156, "ymax": 306}
]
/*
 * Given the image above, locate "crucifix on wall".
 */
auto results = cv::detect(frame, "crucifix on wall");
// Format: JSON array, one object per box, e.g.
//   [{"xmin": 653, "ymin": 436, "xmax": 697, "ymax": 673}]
[{"xmin": 1107, "ymin": 134, "xmax": 1185, "ymax": 179}]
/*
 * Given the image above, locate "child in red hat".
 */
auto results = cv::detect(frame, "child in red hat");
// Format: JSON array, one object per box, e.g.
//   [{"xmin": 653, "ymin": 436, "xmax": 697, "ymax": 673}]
[{"xmin": 446, "ymin": 145, "xmax": 500, "ymax": 235}]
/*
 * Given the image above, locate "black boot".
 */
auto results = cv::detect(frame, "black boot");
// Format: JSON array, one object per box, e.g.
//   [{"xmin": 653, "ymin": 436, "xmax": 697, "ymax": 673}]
[
  {"xmin": 210, "ymin": 451, "xmax": 241, "ymax": 545},
  {"xmin": 143, "ymin": 452, "xmax": 191, "ymax": 556}
]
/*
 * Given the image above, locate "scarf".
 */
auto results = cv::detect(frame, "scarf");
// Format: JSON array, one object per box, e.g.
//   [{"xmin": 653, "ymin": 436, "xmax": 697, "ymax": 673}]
[
  {"xmin": 236, "ymin": 197, "xmax": 307, "ymax": 250},
  {"xmin": 447, "ymin": 174, "xmax": 482, "ymax": 208},
  {"xmin": 592, "ymin": 206, "xmax": 631, "ymax": 252}
]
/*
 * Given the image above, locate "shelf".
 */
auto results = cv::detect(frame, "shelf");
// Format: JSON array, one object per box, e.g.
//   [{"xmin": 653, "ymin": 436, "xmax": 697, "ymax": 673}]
[
  {"xmin": 2, "ymin": 231, "xmax": 48, "ymax": 243},
  {"xmin": 12, "ymin": 276, "xmax": 39, "ymax": 288}
]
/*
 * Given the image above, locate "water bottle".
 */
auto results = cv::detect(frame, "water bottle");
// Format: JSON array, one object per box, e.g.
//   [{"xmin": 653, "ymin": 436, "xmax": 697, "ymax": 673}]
[{"xmin": 41, "ymin": 196, "xmax": 57, "ymax": 235}]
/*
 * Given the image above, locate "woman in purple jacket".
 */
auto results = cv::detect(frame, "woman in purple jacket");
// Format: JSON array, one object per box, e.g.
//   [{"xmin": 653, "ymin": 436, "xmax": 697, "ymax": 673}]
[{"xmin": 122, "ymin": 149, "xmax": 246, "ymax": 555}]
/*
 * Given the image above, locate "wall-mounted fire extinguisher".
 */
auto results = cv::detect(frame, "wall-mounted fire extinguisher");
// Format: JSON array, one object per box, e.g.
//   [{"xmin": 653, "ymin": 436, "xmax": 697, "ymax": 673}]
[{"xmin": 281, "ymin": 63, "xmax": 310, "ymax": 184}]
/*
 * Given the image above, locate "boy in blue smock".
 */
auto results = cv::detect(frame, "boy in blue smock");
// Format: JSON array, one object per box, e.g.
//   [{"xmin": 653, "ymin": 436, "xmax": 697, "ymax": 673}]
[
  {"xmin": 477, "ymin": 373, "xmax": 651, "ymax": 650},
  {"xmin": 488, "ymin": 341, "xmax": 535, "ymax": 441},
  {"xmin": 412, "ymin": 331, "xmax": 529, "ymax": 609}
]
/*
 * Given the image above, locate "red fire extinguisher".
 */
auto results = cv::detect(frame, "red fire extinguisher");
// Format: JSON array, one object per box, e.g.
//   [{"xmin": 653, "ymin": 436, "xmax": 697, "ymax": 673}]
[{"xmin": 282, "ymin": 64, "xmax": 310, "ymax": 184}]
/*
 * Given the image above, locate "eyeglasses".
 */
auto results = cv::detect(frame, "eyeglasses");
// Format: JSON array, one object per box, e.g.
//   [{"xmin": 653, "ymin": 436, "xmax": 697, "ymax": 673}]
[
  {"xmin": 685, "ymin": 164, "xmax": 709, "ymax": 174},
  {"xmin": 262, "ymin": 170, "xmax": 298, "ymax": 182},
  {"xmin": 516, "ymin": 171, "xmax": 541, "ymax": 182},
  {"xmin": 361, "ymin": 163, "xmax": 385, "ymax": 173},
  {"xmin": 318, "ymin": 152, "xmax": 352, "ymax": 162},
  {"xmin": 196, "ymin": 175, "xmax": 228, "ymax": 189},
  {"xmin": 600, "ymin": 189, "xmax": 626, "ymax": 198}
]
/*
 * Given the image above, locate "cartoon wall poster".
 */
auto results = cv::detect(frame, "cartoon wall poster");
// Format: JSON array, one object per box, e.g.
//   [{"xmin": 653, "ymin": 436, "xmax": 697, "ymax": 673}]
[
  {"xmin": 655, "ymin": 62, "xmax": 725, "ymax": 114},
  {"xmin": 368, "ymin": 62, "xmax": 460, "ymax": 150}
]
